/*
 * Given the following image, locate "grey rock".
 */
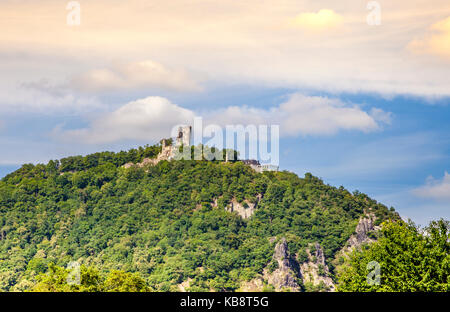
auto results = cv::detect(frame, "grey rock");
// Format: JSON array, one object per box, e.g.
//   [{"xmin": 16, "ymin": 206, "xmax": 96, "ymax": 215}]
[{"xmin": 264, "ymin": 238, "xmax": 301, "ymax": 291}]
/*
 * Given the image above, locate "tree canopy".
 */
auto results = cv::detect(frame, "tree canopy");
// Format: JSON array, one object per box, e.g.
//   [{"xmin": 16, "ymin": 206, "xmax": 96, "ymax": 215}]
[
  {"xmin": 0, "ymin": 143, "xmax": 401, "ymax": 291},
  {"xmin": 337, "ymin": 219, "xmax": 449, "ymax": 292}
]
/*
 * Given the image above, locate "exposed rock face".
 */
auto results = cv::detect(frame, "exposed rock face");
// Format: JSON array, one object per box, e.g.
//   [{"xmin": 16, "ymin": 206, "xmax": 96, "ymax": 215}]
[
  {"xmin": 225, "ymin": 195, "xmax": 261, "ymax": 219},
  {"xmin": 299, "ymin": 243, "xmax": 335, "ymax": 292},
  {"xmin": 124, "ymin": 130, "xmax": 191, "ymax": 169},
  {"xmin": 346, "ymin": 213, "xmax": 379, "ymax": 250},
  {"xmin": 332, "ymin": 212, "xmax": 382, "ymax": 290},
  {"xmin": 177, "ymin": 278, "xmax": 193, "ymax": 292},
  {"xmin": 239, "ymin": 278, "xmax": 265, "ymax": 292},
  {"xmin": 264, "ymin": 238, "xmax": 301, "ymax": 291},
  {"xmin": 226, "ymin": 199, "xmax": 256, "ymax": 219},
  {"xmin": 123, "ymin": 143, "xmax": 175, "ymax": 169}
]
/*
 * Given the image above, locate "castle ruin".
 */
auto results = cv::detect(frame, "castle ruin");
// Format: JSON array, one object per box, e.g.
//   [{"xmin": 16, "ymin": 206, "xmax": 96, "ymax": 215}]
[
  {"xmin": 176, "ymin": 126, "xmax": 192, "ymax": 147},
  {"xmin": 124, "ymin": 125, "xmax": 278, "ymax": 172},
  {"xmin": 161, "ymin": 125, "xmax": 191, "ymax": 160},
  {"xmin": 241, "ymin": 159, "xmax": 279, "ymax": 173}
]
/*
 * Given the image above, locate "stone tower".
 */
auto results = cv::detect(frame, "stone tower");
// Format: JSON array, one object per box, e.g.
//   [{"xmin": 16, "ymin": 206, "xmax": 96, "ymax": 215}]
[{"xmin": 176, "ymin": 126, "xmax": 191, "ymax": 147}]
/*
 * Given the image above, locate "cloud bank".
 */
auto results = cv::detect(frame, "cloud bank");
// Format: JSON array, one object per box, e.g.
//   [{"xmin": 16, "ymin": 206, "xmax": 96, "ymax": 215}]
[
  {"xmin": 55, "ymin": 94, "xmax": 391, "ymax": 144},
  {"xmin": 72, "ymin": 60, "xmax": 202, "ymax": 93},
  {"xmin": 56, "ymin": 97, "xmax": 196, "ymax": 144},
  {"xmin": 208, "ymin": 94, "xmax": 389, "ymax": 136},
  {"xmin": 1, "ymin": 1, "xmax": 450, "ymax": 100}
]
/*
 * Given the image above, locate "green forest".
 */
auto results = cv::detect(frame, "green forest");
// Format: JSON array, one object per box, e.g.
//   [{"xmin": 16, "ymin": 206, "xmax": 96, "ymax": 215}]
[{"xmin": 0, "ymin": 142, "xmax": 447, "ymax": 292}]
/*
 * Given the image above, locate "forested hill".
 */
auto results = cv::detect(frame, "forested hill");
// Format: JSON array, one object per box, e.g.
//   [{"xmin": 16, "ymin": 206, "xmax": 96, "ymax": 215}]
[{"xmin": 0, "ymin": 143, "xmax": 399, "ymax": 291}]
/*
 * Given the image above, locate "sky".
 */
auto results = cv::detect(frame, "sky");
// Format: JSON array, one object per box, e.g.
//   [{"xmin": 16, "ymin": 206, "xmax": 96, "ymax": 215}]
[{"xmin": 1, "ymin": 0, "xmax": 450, "ymax": 225}]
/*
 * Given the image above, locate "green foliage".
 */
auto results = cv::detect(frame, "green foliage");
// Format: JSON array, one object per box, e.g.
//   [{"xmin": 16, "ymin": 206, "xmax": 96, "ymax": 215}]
[
  {"xmin": 32, "ymin": 263, "xmax": 102, "ymax": 292},
  {"xmin": 304, "ymin": 280, "xmax": 329, "ymax": 292},
  {"xmin": 0, "ymin": 143, "xmax": 399, "ymax": 291},
  {"xmin": 31, "ymin": 263, "xmax": 149, "ymax": 292},
  {"xmin": 337, "ymin": 219, "xmax": 449, "ymax": 292}
]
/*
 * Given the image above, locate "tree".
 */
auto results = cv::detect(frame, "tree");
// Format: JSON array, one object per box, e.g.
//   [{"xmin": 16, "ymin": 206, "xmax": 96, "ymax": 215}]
[
  {"xmin": 337, "ymin": 219, "xmax": 449, "ymax": 292},
  {"xmin": 103, "ymin": 270, "xmax": 150, "ymax": 292},
  {"xmin": 31, "ymin": 264, "xmax": 149, "ymax": 292},
  {"xmin": 31, "ymin": 264, "xmax": 102, "ymax": 292}
]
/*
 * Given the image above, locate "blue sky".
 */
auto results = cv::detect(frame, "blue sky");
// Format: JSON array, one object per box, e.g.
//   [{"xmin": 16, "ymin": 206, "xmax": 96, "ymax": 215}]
[{"xmin": 1, "ymin": 0, "xmax": 450, "ymax": 225}]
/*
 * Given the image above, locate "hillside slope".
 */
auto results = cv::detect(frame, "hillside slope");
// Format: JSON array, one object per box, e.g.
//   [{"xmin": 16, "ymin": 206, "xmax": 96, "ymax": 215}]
[{"xmin": 0, "ymin": 143, "xmax": 399, "ymax": 291}]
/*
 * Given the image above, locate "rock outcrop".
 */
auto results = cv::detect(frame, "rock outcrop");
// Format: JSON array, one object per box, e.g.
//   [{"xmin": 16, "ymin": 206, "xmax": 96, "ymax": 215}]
[
  {"xmin": 225, "ymin": 194, "xmax": 262, "ymax": 219},
  {"xmin": 340, "ymin": 213, "xmax": 380, "ymax": 254},
  {"xmin": 263, "ymin": 238, "xmax": 301, "ymax": 291},
  {"xmin": 123, "ymin": 139, "xmax": 176, "ymax": 169},
  {"xmin": 332, "ymin": 212, "xmax": 382, "ymax": 290},
  {"xmin": 226, "ymin": 199, "xmax": 256, "ymax": 219},
  {"xmin": 299, "ymin": 243, "xmax": 335, "ymax": 292},
  {"xmin": 177, "ymin": 278, "xmax": 193, "ymax": 292},
  {"xmin": 239, "ymin": 278, "xmax": 265, "ymax": 292}
]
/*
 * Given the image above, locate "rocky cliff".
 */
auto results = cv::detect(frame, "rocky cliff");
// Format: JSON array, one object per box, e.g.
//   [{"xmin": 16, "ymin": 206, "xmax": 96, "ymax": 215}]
[
  {"xmin": 254, "ymin": 213, "xmax": 381, "ymax": 292},
  {"xmin": 225, "ymin": 195, "xmax": 262, "ymax": 219},
  {"xmin": 341, "ymin": 212, "xmax": 380, "ymax": 254},
  {"xmin": 263, "ymin": 238, "xmax": 301, "ymax": 292},
  {"xmin": 299, "ymin": 243, "xmax": 335, "ymax": 292}
]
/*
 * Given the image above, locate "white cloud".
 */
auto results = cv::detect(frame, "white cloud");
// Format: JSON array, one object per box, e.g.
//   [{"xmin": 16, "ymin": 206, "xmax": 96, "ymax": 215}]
[
  {"xmin": 279, "ymin": 94, "xmax": 382, "ymax": 135},
  {"xmin": 72, "ymin": 60, "xmax": 202, "ymax": 93},
  {"xmin": 0, "ymin": 78, "xmax": 105, "ymax": 113},
  {"xmin": 370, "ymin": 108, "xmax": 393, "ymax": 125},
  {"xmin": 413, "ymin": 172, "xmax": 450, "ymax": 201},
  {"xmin": 207, "ymin": 94, "xmax": 387, "ymax": 136},
  {"xmin": 55, "ymin": 96, "xmax": 195, "ymax": 144},
  {"xmin": 0, "ymin": 59, "xmax": 201, "ymax": 112},
  {"xmin": 56, "ymin": 94, "xmax": 389, "ymax": 144}
]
